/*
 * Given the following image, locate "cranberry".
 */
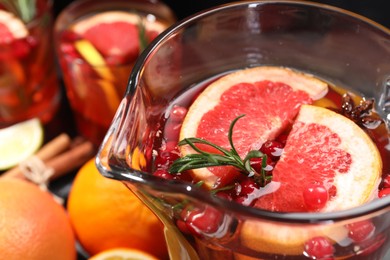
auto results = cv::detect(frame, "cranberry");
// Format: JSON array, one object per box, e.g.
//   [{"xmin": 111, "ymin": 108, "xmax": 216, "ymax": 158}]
[
  {"xmin": 346, "ymin": 220, "xmax": 375, "ymax": 242},
  {"xmin": 170, "ymin": 105, "xmax": 188, "ymax": 123},
  {"xmin": 153, "ymin": 169, "xmax": 174, "ymax": 180},
  {"xmin": 260, "ymin": 140, "xmax": 284, "ymax": 159},
  {"xmin": 304, "ymin": 237, "xmax": 334, "ymax": 259},
  {"xmin": 184, "ymin": 206, "xmax": 223, "ymax": 236},
  {"xmin": 303, "ymin": 184, "xmax": 328, "ymax": 211},
  {"xmin": 378, "ymin": 188, "xmax": 390, "ymax": 198}
]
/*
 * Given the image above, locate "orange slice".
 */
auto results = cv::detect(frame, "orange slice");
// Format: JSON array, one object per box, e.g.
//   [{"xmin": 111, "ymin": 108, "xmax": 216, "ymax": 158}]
[
  {"xmin": 240, "ymin": 105, "xmax": 382, "ymax": 255},
  {"xmin": 88, "ymin": 248, "xmax": 158, "ymax": 260},
  {"xmin": 180, "ymin": 66, "xmax": 328, "ymax": 188}
]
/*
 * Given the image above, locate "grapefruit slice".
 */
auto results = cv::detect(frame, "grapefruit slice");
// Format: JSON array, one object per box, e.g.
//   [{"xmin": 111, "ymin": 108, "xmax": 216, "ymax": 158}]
[
  {"xmin": 254, "ymin": 105, "xmax": 382, "ymax": 212},
  {"xmin": 0, "ymin": 10, "xmax": 28, "ymax": 44},
  {"xmin": 72, "ymin": 11, "xmax": 167, "ymax": 63},
  {"xmin": 179, "ymin": 66, "xmax": 328, "ymax": 188},
  {"xmin": 240, "ymin": 105, "xmax": 382, "ymax": 255}
]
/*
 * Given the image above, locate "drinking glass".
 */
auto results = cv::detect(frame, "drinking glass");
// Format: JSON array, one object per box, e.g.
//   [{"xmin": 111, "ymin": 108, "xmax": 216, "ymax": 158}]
[
  {"xmin": 54, "ymin": 0, "xmax": 176, "ymax": 146},
  {"xmin": 96, "ymin": 1, "xmax": 390, "ymax": 259},
  {"xmin": 0, "ymin": 0, "xmax": 61, "ymax": 127}
]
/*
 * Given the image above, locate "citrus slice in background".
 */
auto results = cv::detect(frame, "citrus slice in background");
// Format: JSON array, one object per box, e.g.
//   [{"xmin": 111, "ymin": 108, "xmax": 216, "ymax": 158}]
[
  {"xmin": 0, "ymin": 9, "xmax": 28, "ymax": 43},
  {"xmin": 88, "ymin": 248, "xmax": 159, "ymax": 260},
  {"xmin": 180, "ymin": 66, "xmax": 328, "ymax": 188},
  {"xmin": 240, "ymin": 105, "xmax": 382, "ymax": 255},
  {"xmin": 72, "ymin": 11, "xmax": 167, "ymax": 64},
  {"xmin": 0, "ymin": 118, "xmax": 43, "ymax": 170}
]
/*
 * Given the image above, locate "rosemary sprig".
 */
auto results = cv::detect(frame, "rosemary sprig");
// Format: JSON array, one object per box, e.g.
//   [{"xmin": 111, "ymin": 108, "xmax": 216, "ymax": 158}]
[
  {"xmin": 0, "ymin": 0, "xmax": 36, "ymax": 23},
  {"xmin": 169, "ymin": 115, "xmax": 270, "ymax": 186},
  {"xmin": 137, "ymin": 14, "xmax": 148, "ymax": 54}
]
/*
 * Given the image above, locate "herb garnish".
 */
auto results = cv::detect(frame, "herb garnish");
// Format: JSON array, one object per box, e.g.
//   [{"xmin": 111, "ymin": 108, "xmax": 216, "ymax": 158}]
[
  {"xmin": 137, "ymin": 14, "xmax": 148, "ymax": 54},
  {"xmin": 169, "ymin": 115, "xmax": 271, "ymax": 187},
  {"xmin": 0, "ymin": 0, "xmax": 36, "ymax": 23}
]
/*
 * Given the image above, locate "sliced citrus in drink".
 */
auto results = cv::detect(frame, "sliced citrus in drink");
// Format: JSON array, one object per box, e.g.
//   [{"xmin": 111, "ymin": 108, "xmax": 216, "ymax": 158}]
[
  {"xmin": 0, "ymin": 118, "xmax": 43, "ymax": 170},
  {"xmin": 255, "ymin": 104, "xmax": 381, "ymax": 212},
  {"xmin": 180, "ymin": 66, "xmax": 328, "ymax": 188},
  {"xmin": 240, "ymin": 104, "xmax": 382, "ymax": 255},
  {"xmin": 72, "ymin": 11, "xmax": 167, "ymax": 65},
  {"xmin": 0, "ymin": 9, "xmax": 28, "ymax": 43},
  {"xmin": 88, "ymin": 248, "xmax": 158, "ymax": 260}
]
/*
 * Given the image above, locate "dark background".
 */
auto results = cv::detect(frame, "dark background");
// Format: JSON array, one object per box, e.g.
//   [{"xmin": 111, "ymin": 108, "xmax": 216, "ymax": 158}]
[{"xmin": 53, "ymin": 0, "xmax": 390, "ymax": 28}]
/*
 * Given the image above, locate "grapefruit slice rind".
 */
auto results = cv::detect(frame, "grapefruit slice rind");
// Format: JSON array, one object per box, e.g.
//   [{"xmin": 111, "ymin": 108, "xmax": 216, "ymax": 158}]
[
  {"xmin": 179, "ymin": 66, "xmax": 329, "ymax": 188},
  {"xmin": 295, "ymin": 105, "xmax": 381, "ymax": 211},
  {"xmin": 72, "ymin": 11, "xmax": 167, "ymax": 35},
  {"xmin": 240, "ymin": 105, "xmax": 382, "ymax": 255}
]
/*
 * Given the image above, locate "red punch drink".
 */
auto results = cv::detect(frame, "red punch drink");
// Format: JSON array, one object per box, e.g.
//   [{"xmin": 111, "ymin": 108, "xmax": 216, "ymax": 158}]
[
  {"xmin": 55, "ymin": 0, "xmax": 175, "ymax": 146},
  {"xmin": 96, "ymin": 2, "xmax": 390, "ymax": 259},
  {"xmin": 0, "ymin": 0, "xmax": 60, "ymax": 127}
]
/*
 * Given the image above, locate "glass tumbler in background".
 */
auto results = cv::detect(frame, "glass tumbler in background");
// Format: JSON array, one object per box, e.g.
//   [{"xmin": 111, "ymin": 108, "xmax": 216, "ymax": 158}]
[
  {"xmin": 54, "ymin": 0, "xmax": 176, "ymax": 146},
  {"xmin": 96, "ymin": 1, "xmax": 390, "ymax": 259},
  {"xmin": 0, "ymin": 0, "xmax": 61, "ymax": 127}
]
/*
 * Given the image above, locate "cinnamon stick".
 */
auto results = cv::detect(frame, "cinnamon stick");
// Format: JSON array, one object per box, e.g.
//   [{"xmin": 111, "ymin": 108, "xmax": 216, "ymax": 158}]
[
  {"xmin": 47, "ymin": 140, "xmax": 95, "ymax": 180},
  {"xmin": 2, "ymin": 133, "xmax": 71, "ymax": 179}
]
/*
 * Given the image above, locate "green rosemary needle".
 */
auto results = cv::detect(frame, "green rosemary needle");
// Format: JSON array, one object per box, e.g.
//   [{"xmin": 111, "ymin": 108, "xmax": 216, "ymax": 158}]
[{"xmin": 169, "ymin": 115, "xmax": 271, "ymax": 186}]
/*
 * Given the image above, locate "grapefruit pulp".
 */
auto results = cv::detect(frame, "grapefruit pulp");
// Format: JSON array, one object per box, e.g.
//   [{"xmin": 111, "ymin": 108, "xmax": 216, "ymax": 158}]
[
  {"xmin": 180, "ymin": 66, "xmax": 329, "ymax": 188},
  {"xmin": 240, "ymin": 104, "xmax": 382, "ymax": 255},
  {"xmin": 72, "ymin": 11, "xmax": 167, "ymax": 64}
]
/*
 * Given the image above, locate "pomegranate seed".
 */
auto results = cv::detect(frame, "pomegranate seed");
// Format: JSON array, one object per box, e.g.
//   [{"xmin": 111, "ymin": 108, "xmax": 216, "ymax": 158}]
[
  {"xmin": 153, "ymin": 169, "xmax": 174, "ymax": 180},
  {"xmin": 170, "ymin": 105, "xmax": 188, "ymax": 123},
  {"xmin": 260, "ymin": 140, "xmax": 283, "ymax": 159},
  {"xmin": 303, "ymin": 184, "xmax": 328, "ymax": 211},
  {"xmin": 378, "ymin": 188, "xmax": 390, "ymax": 198},
  {"xmin": 304, "ymin": 236, "xmax": 334, "ymax": 259},
  {"xmin": 346, "ymin": 220, "xmax": 375, "ymax": 242}
]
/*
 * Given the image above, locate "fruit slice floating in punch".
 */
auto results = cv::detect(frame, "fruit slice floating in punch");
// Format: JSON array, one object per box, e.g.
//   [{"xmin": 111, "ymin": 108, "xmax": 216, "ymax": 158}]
[
  {"xmin": 179, "ymin": 66, "xmax": 329, "ymax": 188},
  {"xmin": 240, "ymin": 104, "xmax": 382, "ymax": 255},
  {"xmin": 72, "ymin": 11, "xmax": 167, "ymax": 65},
  {"xmin": 255, "ymin": 104, "xmax": 382, "ymax": 213},
  {"xmin": 0, "ymin": 9, "xmax": 28, "ymax": 43}
]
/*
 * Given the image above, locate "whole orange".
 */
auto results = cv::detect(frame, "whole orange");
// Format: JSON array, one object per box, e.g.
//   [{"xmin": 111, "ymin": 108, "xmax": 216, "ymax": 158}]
[
  {"xmin": 0, "ymin": 178, "xmax": 76, "ymax": 260},
  {"xmin": 67, "ymin": 159, "xmax": 168, "ymax": 259}
]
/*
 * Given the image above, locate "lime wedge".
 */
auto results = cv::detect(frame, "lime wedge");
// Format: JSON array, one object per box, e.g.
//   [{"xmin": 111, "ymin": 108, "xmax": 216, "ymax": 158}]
[{"xmin": 0, "ymin": 118, "xmax": 43, "ymax": 170}]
